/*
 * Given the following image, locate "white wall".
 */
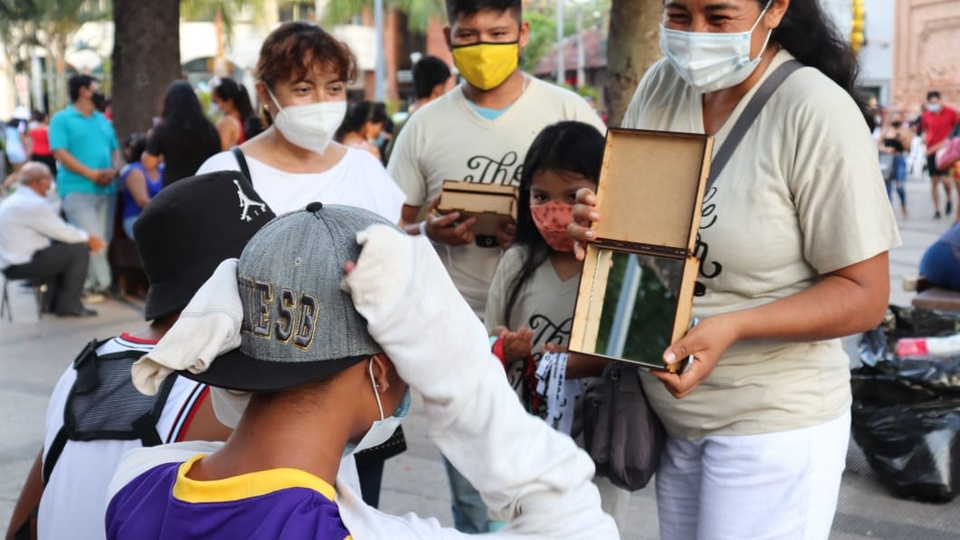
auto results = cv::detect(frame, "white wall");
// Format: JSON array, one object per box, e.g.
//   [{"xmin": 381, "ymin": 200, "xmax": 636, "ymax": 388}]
[{"xmin": 858, "ymin": 0, "xmax": 895, "ymax": 106}]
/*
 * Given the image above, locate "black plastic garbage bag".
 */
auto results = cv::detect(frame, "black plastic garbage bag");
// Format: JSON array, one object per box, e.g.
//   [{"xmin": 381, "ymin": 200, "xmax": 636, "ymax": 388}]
[{"xmin": 851, "ymin": 306, "xmax": 960, "ymax": 502}]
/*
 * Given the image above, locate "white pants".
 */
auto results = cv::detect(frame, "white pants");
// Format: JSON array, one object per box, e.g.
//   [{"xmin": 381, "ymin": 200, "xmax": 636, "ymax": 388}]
[{"xmin": 656, "ymin": 411, "xmax": 850, "ymax": 540}]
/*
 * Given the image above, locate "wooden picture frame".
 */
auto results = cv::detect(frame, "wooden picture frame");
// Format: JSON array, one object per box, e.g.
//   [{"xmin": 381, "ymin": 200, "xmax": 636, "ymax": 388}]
[{"xmin": 568, "ymin": 129, "xmax": 714, "ymax": 372}]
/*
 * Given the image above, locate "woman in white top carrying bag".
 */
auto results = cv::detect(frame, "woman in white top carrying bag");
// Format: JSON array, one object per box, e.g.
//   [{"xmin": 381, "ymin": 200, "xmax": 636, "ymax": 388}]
[
  {"xmin": 570, "ymin": 0, "xmax": 900, "ymax": 538},
  {"xmin": 196, "ymin": 21, "xmax": 404, "ymax": 224}
]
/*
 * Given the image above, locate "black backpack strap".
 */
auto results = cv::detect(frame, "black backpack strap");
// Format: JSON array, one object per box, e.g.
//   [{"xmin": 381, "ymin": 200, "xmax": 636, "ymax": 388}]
[
  {"xmin": 132, "ymin": 373, "xmax": 177, "ymax": 447},
  {"xmin": 232, "ymin": 146, "xmax": 252, "ymax": 183},
  {"xmin": 44, "ymin": 340, "xmax": 177, "ymax": 485},
  {"xmin": 706, "ymin": 59, "xmax": 803, "ymax": 191},
  {"xmin": 41, "ymin": 427, "xmax": 68, "ymax": 486}
]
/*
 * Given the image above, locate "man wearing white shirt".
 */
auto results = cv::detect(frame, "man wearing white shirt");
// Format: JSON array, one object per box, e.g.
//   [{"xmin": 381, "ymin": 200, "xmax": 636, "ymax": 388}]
[{"xmin": 0, "ymin": 162, "xmax": 104, "ymax": 317}]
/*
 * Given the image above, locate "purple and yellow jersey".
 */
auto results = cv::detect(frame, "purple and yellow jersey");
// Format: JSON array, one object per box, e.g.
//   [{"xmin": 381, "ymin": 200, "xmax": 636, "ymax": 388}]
[{"xmin": 106, "ymin": 455, "xmax": 352, "ymax": 540}]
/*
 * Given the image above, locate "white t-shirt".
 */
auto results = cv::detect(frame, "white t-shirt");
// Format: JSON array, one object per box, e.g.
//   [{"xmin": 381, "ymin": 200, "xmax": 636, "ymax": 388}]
[
  {"xmin": 197, "ymin": 146, "xmax": 405, "ymax": 220},
  {"xmin": 622, "ymin": 51, "xmax": 901, "ymax": 439},
  {"xmin": 38, "ymin": 335, "xmax": 208, "ymax": 540},
  {"xmin": 387, "ymin": 76, "xmax": 606, "ymax": 317}
]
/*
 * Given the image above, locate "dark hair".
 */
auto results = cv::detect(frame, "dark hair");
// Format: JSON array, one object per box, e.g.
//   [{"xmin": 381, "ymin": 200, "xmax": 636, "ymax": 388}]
[
  {"xmin": 446, "ymin": 0, "xmax": 521, "ymax": 22},
  {"xmin": 124, "ymin": 132, "xmax": 148, "ymax": 163},
  {"xmin": 413, "ymin": 56, "xmax": 452, "ymax": 100},
  {"xmin": 765, "ymin": 0, "xmax": 868, "ymax": 120},
  {"xmin": 335, "ymin": 101, "xmax": 387, "ymax": 141},
  {"xmin": 31, "ymin": 109, "xmax": 46, "ymax": 123},
  {"xmin": 256, "ymin": 21, "xmax": 358, "ymax": 91},
  {"xmin": 213, "ymin": 77, "xmax": 255, "ymax": 123},
  {"xmin": 504, "ymin": 121, "xmax": 604, "ymax": 327},
  {"xmin": 160, "ymin": 81, "xmax": 215, "ymax": 133},
  {"xmin": 68, "ymin": 74, "xmax": 97, "ymax": 102},
  {"xmin": 927, "ymin": 91, "xmax": 942, "ymax": 101}
]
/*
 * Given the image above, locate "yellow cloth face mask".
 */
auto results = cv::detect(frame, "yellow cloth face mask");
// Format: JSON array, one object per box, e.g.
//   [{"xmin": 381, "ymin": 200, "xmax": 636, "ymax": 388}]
[{"xmin": 451, "ymin": 42, "xmax": 520, "ymax": 91}]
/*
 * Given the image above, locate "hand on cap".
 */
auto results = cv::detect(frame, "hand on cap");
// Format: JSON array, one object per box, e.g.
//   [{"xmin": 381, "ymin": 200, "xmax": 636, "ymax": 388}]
[
  {"xmin": 344, "ymin": 224, "xmax": 492, "ymax": 396},
  {"xmin": 569, "ymin": 187, "xmax": 600, "ymax": 261}
]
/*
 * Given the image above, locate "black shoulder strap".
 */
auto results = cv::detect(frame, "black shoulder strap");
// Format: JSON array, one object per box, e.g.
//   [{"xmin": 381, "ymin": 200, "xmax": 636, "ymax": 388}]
[
  {"xmin": 706, "ymin": 60, "xmax": 803, "ymax": 191},
  {"xmin": 232, "ymin": 146, "xmax": 252, "ymax": 183},
  {"xmin": 42, "ymin": 427, "xmax": 67, "ymax": 486},
  {"xmin": 43, "ymin": 341, "xmax": 178, "ymax": 485}
]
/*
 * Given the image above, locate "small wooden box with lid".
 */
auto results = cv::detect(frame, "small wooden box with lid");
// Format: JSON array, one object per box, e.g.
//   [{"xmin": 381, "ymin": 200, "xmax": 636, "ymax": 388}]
[{"xmin": 569, "ymin": 129, "xmax": 714, "ymax": 373}]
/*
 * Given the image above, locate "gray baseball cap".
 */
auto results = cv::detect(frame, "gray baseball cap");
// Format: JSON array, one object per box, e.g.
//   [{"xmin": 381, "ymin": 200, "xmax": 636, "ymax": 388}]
[{"xmin": 184, "ymin": 202, "xmax": 399, "ymax": 392}]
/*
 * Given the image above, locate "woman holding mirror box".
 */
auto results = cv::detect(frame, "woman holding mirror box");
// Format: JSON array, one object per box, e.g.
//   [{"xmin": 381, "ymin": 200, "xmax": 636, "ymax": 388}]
[{"xmin": 569, "ymin": 0, "xmax": 899, "ymax": 538}]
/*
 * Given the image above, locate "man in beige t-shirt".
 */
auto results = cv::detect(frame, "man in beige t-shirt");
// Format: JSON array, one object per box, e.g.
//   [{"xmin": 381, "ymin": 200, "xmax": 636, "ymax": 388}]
[
  {"xmin": 387, "ymin": 4, "xmax": 604, "ymax": 319},
  {"xmin": 385, "ymin": 0, "xmax": 603, "ymax": 533}
]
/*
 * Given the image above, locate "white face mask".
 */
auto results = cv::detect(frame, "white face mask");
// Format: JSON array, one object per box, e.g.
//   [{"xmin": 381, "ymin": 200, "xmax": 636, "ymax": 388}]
[
  {"xmin": 659, "ymin": 2, "xmax": 773, "ymax": 94},
  {"xmin": 209, "ymin": 102, "xmax": 221, "ymax": 116},
  {"xmin": 266, "ymin": 88, "xmax": 347, "ymax": 154},
  {"xmin": 210, "ymin": 387, "xmax": 251, "ymax": 429},
  {"xmin": 345, "ymin": 359, "xmax": 411, "ymax": 456}
]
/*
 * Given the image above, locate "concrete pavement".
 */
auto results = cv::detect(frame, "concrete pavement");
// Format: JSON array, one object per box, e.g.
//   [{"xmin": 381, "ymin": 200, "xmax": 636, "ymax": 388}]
[{"xmin": 1, "ymin": 180, "xmax": 959, "ymax": 539}]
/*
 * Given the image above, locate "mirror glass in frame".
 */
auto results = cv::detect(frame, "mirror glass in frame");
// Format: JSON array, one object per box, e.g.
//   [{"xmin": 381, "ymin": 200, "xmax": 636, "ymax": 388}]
[{"xmin": 580, "ymin": 248, "xmax": 683, "ymax": 369}]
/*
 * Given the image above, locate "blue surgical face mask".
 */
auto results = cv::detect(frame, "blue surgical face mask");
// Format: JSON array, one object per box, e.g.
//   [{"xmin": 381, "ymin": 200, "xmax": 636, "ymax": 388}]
[
  {"xmin": 344, "ymin": 359, "xmax": 411, "ymax": 457},
  {"xmin": 659, "ymin": 1, "xmax": 773, "ymax": 94},
  {"xmin": 929, "ymin": 103, "xmax": 942, "ymax": 113}
]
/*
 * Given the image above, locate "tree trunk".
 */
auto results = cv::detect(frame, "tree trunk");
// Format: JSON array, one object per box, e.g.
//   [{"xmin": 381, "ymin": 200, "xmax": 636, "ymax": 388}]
[
  {"xmin": 605, "ymin": 0, "xmax": 662, "ymax": 127},
  {"xmin": 112, "ymin": 0, "xmax": 182, "ymax": 147}
]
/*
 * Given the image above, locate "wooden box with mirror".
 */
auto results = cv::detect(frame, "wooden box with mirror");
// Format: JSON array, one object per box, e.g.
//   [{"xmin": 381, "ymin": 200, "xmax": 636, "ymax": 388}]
[{"xmin": 568, "ymin": 129, "xmax": 714, "ymax": 373}]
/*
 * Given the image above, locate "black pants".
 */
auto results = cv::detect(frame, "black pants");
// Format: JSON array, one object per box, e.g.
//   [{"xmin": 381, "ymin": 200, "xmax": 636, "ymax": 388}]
[{"xmin": 4, "ymin": 242, "xmax": 89, "ymax": 314}]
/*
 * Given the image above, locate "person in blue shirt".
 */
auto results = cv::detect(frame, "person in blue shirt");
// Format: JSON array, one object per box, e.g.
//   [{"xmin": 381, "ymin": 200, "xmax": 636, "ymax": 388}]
[
  {"xmin": 119, "ymin": 133, "xmax": 163, "ymax": 240},
  {"xmin": 48, "ymin": 74, "xmax": 120, "ymax": 297}
]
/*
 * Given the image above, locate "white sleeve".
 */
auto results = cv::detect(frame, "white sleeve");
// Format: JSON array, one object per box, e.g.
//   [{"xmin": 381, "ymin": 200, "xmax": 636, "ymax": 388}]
[
  {"xmin": 343, "ymin": 226, "xmax": 619, "ymax": 540},
  {"xmin": 24, "ymin": 202, "xmax": 88, "ymax": 243}
]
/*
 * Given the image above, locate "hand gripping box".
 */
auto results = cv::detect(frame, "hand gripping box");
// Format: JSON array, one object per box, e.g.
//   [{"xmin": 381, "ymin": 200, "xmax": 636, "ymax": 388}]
[
  {"xmin": 436, "ymin": 180, "xmax": 519, "ymax": 247},
  {"xmin": 569, "ymin": 129, "xmax": 713, "ymax": 373}
]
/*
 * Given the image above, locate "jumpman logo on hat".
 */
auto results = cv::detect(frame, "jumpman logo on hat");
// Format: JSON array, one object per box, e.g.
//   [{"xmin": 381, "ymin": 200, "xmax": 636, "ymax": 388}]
[{"xmin": 234, "ymin": 179, "xmax": 267, "ymax": 222}]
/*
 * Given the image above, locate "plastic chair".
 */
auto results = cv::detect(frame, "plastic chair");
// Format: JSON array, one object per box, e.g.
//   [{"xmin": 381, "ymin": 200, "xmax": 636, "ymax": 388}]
[{"xmin": 0, "ymin": 272, "xmax": 48, "ymax": 322}]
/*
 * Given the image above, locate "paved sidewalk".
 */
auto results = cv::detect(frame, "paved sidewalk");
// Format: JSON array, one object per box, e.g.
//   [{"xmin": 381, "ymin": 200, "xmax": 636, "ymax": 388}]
[{"xmin": 1, "ymin": 181, "xmax": 959, "ymax": 538}]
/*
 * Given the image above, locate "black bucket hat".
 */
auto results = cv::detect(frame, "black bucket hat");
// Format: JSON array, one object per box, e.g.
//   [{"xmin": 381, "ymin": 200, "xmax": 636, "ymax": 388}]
[{"xmin": 134, "ymin": 170, "xmax": 275, "ymax": 321}]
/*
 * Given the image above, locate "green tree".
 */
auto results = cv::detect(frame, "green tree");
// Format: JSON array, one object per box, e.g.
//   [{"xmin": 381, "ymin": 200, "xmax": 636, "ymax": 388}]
[
  {"xmin": 181, "ymin": 0, "xmax": 267, "ymax": 76},
  {"xmin": 0, "ymin": 0, "xmax": 110, "ymax": 111},
  {"xmin": 520, "ymin": 11, "xmax": 555, "ymax": 72},
  {"xmin": 322, "ymin": 0, "xmax": 444, "ymax": 33}
]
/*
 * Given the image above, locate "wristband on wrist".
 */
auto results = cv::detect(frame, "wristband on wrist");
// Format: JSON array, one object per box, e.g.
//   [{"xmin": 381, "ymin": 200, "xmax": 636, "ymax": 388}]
[{"xmin": 418, "ymin": 220, "xmax": 428, "ymax": 238}]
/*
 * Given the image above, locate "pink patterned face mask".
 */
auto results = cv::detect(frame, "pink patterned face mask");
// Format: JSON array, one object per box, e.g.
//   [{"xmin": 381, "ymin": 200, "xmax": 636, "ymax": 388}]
[{"xmin": 530, "ymin": 200, "xmax": 575, "ymax": 252}]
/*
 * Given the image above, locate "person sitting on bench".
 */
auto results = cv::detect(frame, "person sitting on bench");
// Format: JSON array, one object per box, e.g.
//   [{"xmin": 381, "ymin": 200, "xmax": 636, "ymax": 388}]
[{"xmin": 0, "ymin": 161, "xmax": 104, "ymax": 317}]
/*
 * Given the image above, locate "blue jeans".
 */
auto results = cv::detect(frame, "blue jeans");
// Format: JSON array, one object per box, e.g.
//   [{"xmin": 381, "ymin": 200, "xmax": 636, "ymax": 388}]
[
  {"xmin": 62, "ymin": 192, "xmax": 115, "ymax": 291},
  {"xmin": 122, "ymin": 215, "xmax": 137, "ymax": 241},
  {"xmin": 442, "ymin": 454, "xmax": 489, "ymax": 533},
  {"xmin": 920, "ymin": 241, "xmax": 960, "ymax": 290}
]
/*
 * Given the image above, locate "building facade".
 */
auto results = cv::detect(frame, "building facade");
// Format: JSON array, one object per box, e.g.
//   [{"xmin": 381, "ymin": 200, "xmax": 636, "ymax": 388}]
[{"xmin": 893, "ymin": 0, "xmax": 960, "ymax": 118}]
